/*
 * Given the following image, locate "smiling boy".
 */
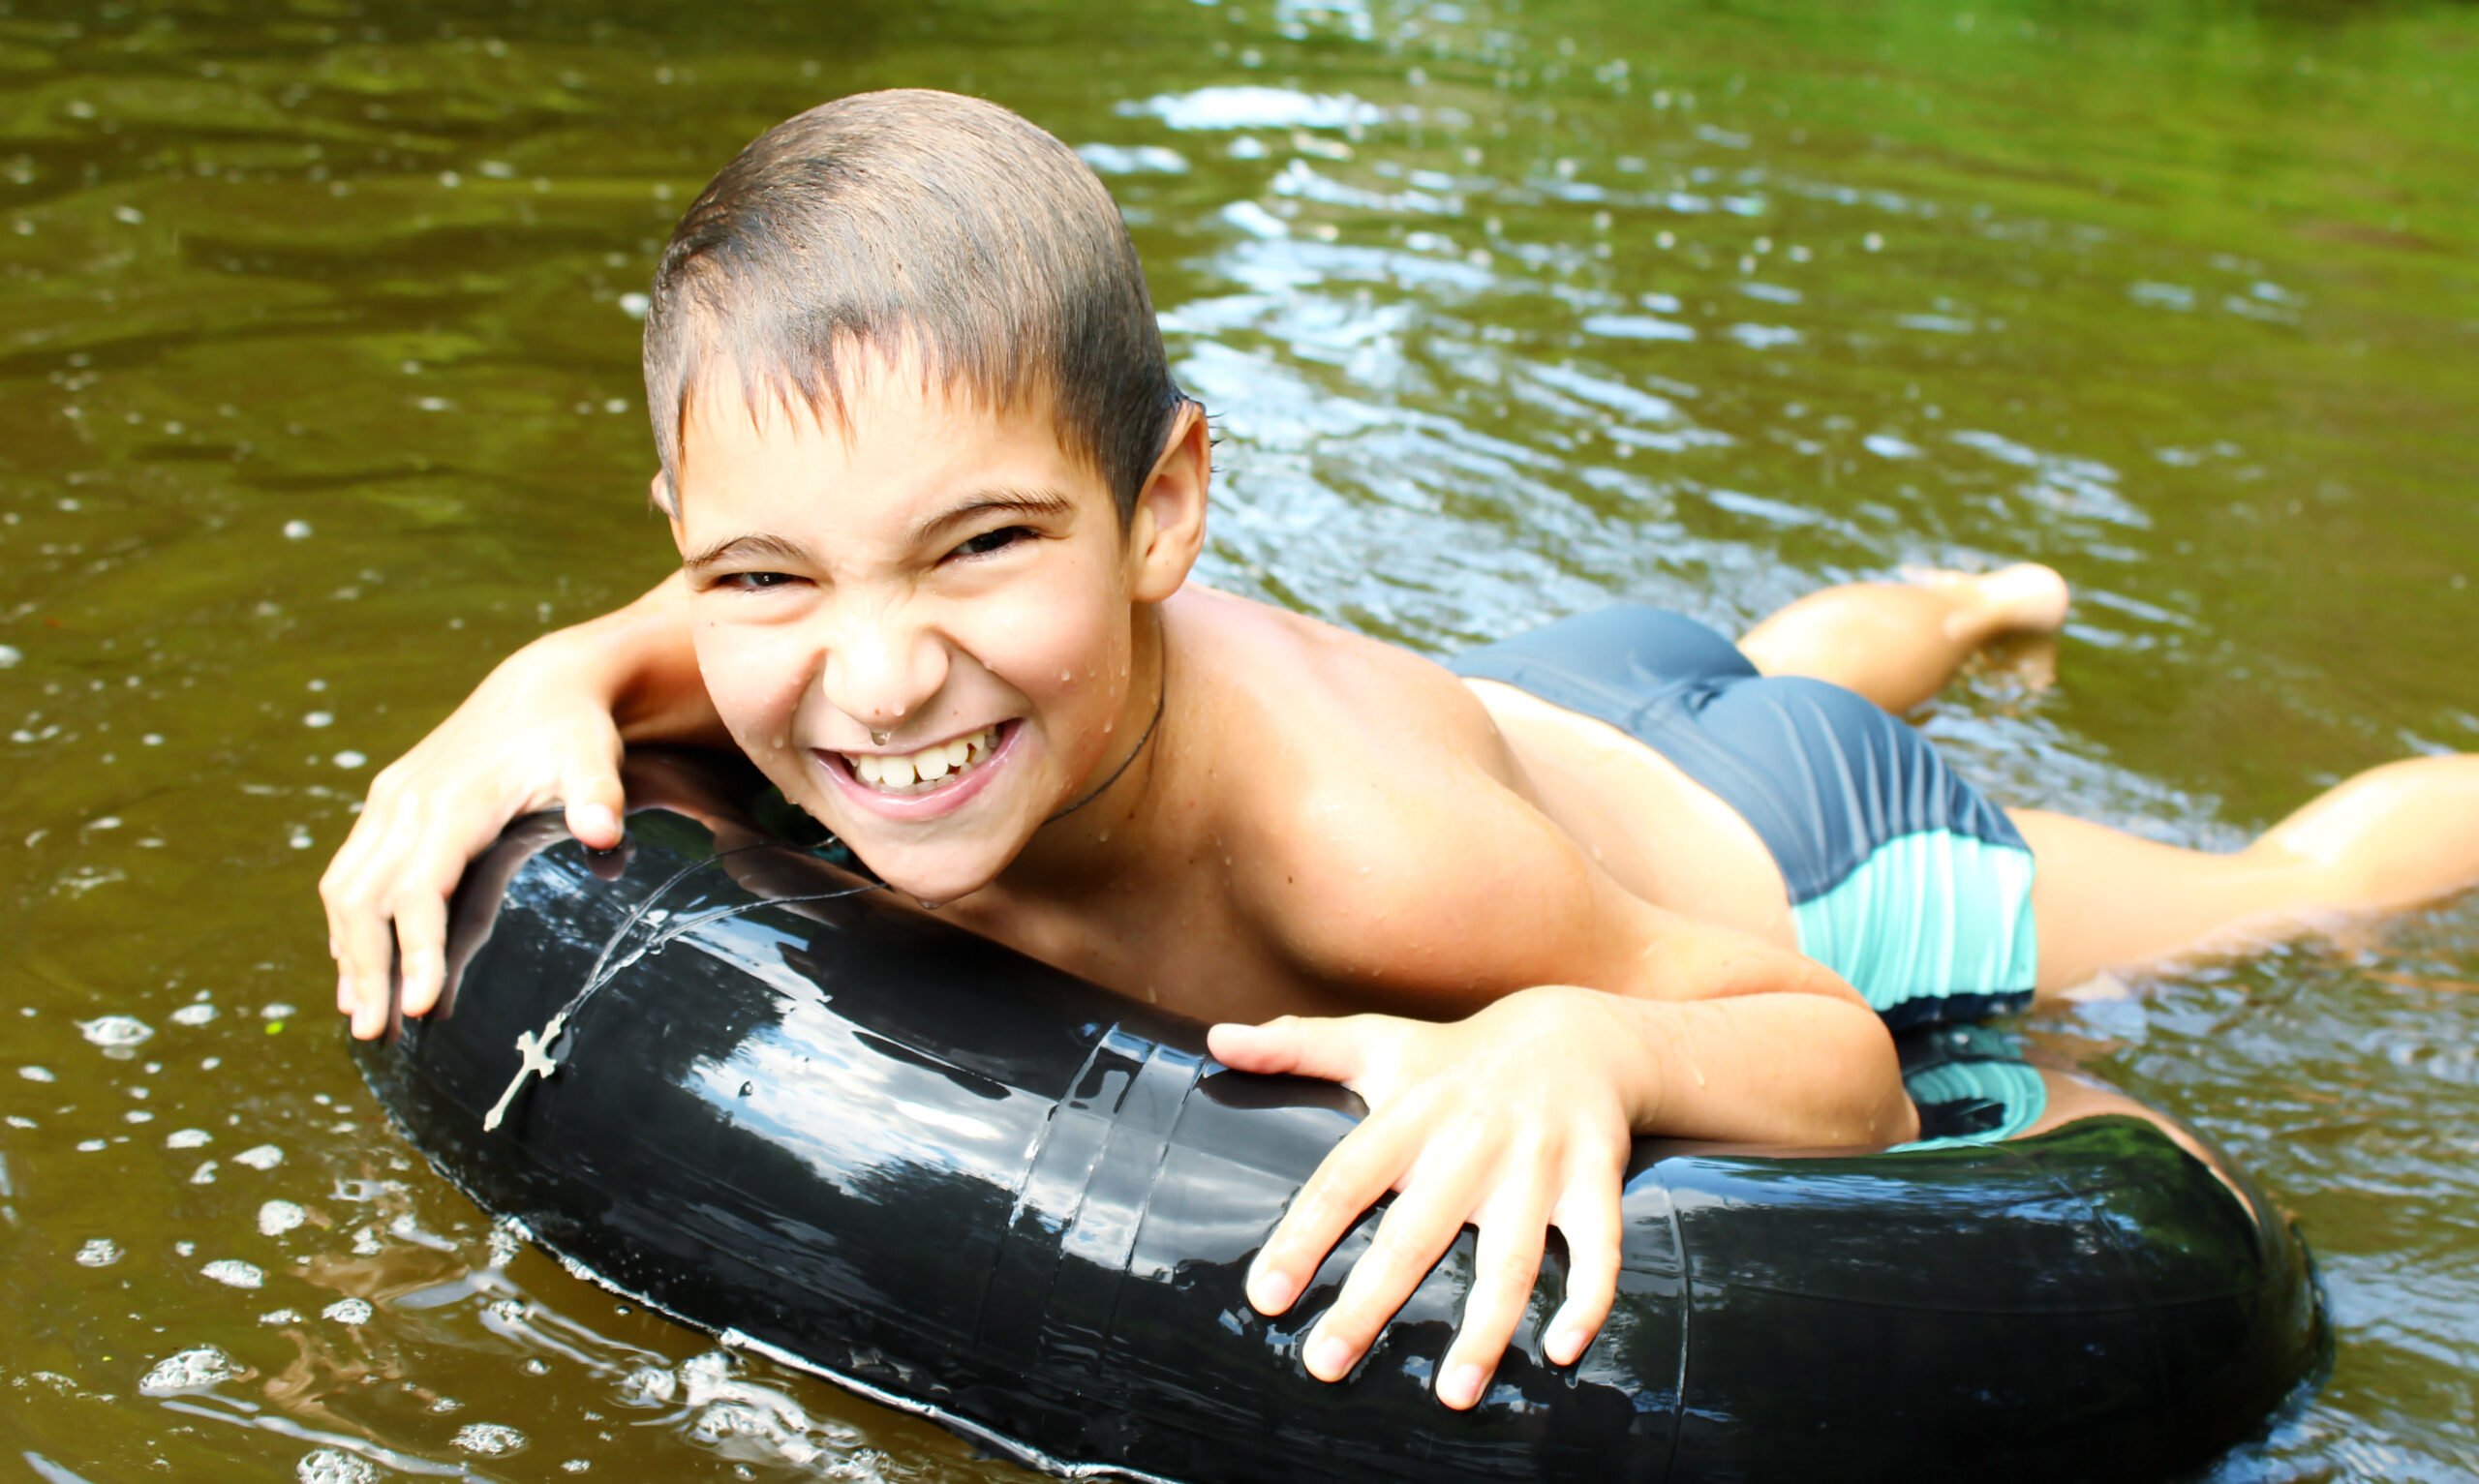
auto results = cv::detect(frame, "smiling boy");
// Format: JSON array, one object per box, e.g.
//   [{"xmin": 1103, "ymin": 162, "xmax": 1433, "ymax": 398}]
[{"xmin": 324, "ymin": 89, "xmax": 2479, "ymax": 1412}]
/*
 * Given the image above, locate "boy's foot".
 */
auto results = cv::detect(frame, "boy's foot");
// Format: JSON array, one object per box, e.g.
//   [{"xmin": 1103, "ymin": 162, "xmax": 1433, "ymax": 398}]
[{"xmin": 1900, "ymin": 561, "xmax": 2072, "ymax": 637}]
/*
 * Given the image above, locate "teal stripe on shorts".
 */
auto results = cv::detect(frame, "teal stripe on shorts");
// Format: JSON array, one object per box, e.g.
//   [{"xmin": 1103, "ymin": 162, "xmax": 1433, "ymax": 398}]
[
  {"xmin": 1893, "ymin": 1054, "xmax": 2050, "ymax": 1152},
  {"xmin": 1790, "ymin": 829, "xmax": 2039, "ymax": 1021}
]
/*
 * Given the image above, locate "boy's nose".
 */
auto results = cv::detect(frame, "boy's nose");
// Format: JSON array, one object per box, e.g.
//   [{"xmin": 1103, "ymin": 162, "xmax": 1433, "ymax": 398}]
[{"xmin": 819, "ymin": 608, "xmax": 952, "ymax": 739}]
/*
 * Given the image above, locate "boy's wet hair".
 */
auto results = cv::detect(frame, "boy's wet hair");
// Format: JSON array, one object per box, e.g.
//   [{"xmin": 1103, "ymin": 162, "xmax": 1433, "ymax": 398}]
[{"xmin": 643, "ymin": 89, "xmax": 1191, "ymax": 521}]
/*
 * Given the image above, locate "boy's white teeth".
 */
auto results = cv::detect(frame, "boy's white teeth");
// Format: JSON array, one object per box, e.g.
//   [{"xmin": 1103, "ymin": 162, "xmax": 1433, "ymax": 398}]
[{"xmin": 848, "ymin": 726, "xmax": 997, "ymax": 795}]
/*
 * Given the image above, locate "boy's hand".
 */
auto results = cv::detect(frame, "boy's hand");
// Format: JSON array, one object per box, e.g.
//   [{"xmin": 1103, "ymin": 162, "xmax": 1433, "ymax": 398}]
[
  {"xmin": 1207, "ymin": 985, "xmax": 1647, "ymax": 1410},
  {"xmin": 321, "ymin": 638, "xmax": 631, "ymax": 1040}
]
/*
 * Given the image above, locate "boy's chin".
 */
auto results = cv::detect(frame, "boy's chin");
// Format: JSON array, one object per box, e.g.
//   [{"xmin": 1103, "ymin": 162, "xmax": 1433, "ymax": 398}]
[{"xmin": 845, "ymin": 842, "xmax": 1009, "ymax": 910}]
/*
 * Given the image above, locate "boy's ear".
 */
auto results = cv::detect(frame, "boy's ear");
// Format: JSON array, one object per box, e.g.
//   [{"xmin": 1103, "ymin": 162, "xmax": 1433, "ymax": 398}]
[
  {"xmin": 654, "ymin": 469, "xmax": 687, "ymax": 553},
  {"xmin": 1126, "ymin": 402, "xmax": 1209, "ymax": 604}
]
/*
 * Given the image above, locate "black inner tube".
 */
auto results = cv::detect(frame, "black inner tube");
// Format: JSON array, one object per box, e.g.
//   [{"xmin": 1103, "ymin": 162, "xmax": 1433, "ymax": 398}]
[{"xmin": 355, "ymin": 749, "xmax": 2326, "ymax": 1483}]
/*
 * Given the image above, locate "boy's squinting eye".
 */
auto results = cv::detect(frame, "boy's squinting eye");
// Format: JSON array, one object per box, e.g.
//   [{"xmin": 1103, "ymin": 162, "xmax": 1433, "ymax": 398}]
[
  {"xmin": 950, "ymin": 525, "xmax": 1035, "ymax": 560},
  {"xmin": 716, "ymin": 570, "xmax": 800, "ymax": 591}
]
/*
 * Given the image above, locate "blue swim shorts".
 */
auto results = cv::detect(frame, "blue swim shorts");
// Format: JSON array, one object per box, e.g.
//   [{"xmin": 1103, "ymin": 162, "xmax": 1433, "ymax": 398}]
[{"xmin": 1450, "ymin": 605, "xmax": 2038, "ymax": 1028}]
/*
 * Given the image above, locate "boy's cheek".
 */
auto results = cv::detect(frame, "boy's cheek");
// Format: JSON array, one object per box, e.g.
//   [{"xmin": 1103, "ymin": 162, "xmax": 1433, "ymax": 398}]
[{"xmin": 693, "ymin": 635, "xmax": 813, "ymax": 753}]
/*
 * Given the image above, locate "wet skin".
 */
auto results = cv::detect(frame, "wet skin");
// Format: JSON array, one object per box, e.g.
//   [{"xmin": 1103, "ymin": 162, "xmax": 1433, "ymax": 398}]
[{"xmin": 324, "ymin": 352, "xmax": 1912, "ymax": 1409}]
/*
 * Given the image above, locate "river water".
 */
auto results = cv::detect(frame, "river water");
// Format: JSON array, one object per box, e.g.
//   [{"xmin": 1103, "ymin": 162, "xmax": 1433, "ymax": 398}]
[{"xmin": 2, "ymin": 0, "xmax": 2474, "ymax": 1478}]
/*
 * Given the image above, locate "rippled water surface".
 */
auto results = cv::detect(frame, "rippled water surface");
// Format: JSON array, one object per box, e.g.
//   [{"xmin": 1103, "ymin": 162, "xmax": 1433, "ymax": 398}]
[{"xmin": 3, "ymin": 0, "xmax": 2475, "ymax": 1477}]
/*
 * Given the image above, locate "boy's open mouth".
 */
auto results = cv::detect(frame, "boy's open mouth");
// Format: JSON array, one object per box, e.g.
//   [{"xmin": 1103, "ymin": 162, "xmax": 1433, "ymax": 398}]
[{"xmin": 834, "ymin": 723, "xmax": 1003, "ymax": 796}]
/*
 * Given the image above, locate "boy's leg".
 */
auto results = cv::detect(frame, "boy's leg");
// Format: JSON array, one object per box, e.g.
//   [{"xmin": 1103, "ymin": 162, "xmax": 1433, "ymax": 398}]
[
  {"xmin": 2015, "ymin": 755, "xmax": 2479, "ymax": 993},
  {"xmin": 1738, "ymin": 563, "xmax": 2070, "ymax": 713}
]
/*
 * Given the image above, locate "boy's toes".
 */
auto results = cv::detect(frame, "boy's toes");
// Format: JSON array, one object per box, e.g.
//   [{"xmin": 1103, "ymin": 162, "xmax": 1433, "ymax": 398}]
[{"xmin": 1977, "ymin": 561, "xmax": 2071, "ymax": 633}]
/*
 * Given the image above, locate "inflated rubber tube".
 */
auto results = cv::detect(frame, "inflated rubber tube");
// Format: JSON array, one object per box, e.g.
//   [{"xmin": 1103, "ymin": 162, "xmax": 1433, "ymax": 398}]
[{"xmin": 354, "ymin": 751, "xmax": 2324, "ymax": 1483}]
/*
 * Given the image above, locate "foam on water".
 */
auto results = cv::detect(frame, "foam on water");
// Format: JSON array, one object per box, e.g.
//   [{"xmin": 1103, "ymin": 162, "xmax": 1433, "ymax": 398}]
[
  {"xmin": 138, "ymin": 1345, "xmax": 244, "ymax": 1395},
  {"xmin": 295, "ymin": 1450, "xmax": 377, "ymax": 1484}
]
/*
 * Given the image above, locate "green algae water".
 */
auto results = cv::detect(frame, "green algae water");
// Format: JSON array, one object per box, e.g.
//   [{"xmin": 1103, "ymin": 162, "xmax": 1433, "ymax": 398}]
[{"xmin": 2, "ymin": 0, "xmax": 2474, "ymax": 1476}]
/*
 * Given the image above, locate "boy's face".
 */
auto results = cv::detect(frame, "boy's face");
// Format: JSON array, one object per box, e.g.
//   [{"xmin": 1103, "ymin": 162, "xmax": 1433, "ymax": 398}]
[{"xmin": 666, "ymin": 355, "xmax": 1203, "ymax": 905}]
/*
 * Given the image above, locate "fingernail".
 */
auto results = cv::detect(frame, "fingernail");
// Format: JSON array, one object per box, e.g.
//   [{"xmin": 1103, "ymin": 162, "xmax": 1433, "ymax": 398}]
[
  {"xmin": 1440, "ymin": 1362, "xmax": 1487, "ymax": 1408},
  {"xmin": 1548, "ymin": 1325, "xmax": 1586, "ymax": 1365},
  {"xmin": 1247, "ymin": 1266, "xmax": 1299, "ymax": 1315},
  {"xmin": 573, "ymin": 803, "xmax": 619, "ymax": 842},
  {"xmin": 1303, "ymin": 1332, "xmax": 1354, "ymax": 1380}
]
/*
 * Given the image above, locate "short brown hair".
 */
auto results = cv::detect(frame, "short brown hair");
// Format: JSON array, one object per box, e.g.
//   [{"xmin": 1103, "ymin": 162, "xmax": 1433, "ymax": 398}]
[{"xmin": 642, "ymin": 89, "xmax": 1190, "ymax": 520}]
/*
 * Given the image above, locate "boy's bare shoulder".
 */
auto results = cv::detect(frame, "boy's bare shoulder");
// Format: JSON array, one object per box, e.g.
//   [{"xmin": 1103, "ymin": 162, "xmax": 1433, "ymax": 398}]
[{"xmin": 1166, "ymin": 589, "xmax": 1630, "ymax": 1009}]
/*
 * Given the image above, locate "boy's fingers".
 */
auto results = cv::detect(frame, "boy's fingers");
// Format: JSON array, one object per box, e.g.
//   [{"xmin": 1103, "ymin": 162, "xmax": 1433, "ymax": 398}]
[
  {"xmin": 1248, "ymin": 1113, "xmax": 1419, "ymax": 1316},
  {"xmin": 1544, "ymin": 1157, "xmax": 1627, "ymax": 1368},
  {"xmin": 1209, "ymin": 1015, "xmax": 1395, "ymax": 1087},
  {"xmin": 325, "ymin": 874, "xmax": 397, "ymax": 1031},
  {"xmin": 561, "ymin": 759, "xmax": 627, "ymax": 851},
  {"xmin": 1301, "ymin": 1151, "xmax": 1486, "ymax": 1382},
  {"xmin": 1435, "ymin": 1177, "xmax": 1555, "ymax": 1409},
  {"xmin": 391, "ymin": 889, "xmax": 451, "ymax": 1022}
]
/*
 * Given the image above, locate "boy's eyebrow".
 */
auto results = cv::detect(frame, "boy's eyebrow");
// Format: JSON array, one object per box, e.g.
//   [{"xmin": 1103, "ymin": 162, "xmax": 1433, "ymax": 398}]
[
  {"xmin": 910, "ymin": 488, "xmax": 1076, "ymax": 544},
  {"xmin": 682, "ymin": 531, "xmax": 813, "ymax": 572}
]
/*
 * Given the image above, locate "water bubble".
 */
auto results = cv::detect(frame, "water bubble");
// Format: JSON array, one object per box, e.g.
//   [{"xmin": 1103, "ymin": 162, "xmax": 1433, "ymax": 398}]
[
  {"xmin": 75, "ymin": 1238, "xmax": 120, "ymax": 1266},
  {"xmin": 303, "ymin": 712, "xmax": 333, "ymax": 729},
  {"xmin": 201, "ymin": 1258, "xmax": 264, "ymax": 1288},
  {"xmin": 19, "ymin": 1066, "xmax": 54, "ymax": 1082},
  {"xmin": 296, "ymin": 1449, "xmax": 377, "ymax": 1484},
  {"xmin": 190, "ymin": 1159, "xmax": 218, "ymax": 1184},
  {"xmin": 261, "ymin": 1003, "xmax": 296, "ymax": 1019},
  {"xmin": 259, "ymin": 1199, "xmax": 306, "ymax": 1236},
  {"xmin": 617, "ymin": 292, "xmax": 650, "ymax": 318},
  {"xmin": 260, "ymin": 1308, "xmax": 300, "ymax": 1324},
  {"xmin": 233, "ymin": 1144, "xmax": 283, "ymax": 1170},
  {"xmin": 0, "ymin": 644, "xmax": 18, "ymax": 668},
  {"xmin": 283, "ymin": 520, "xmax": 313, "ymax": 540},
  {"xmin": 139, "ymin": 1345, "xmax": 244, "ymax": 1395},
  {"xmin": 169, "ymin": 1004, "xmax": 217, "ymax": 1027},
  {"xmin": 321, "ymin": 1297, "xmax": 373, "ymax": 1325},
  {"xmin": 166, "ymin": 1128, "xmax": 210, "ymax": 1148},
  {"xmin": 333, "ymin": 751, "xmax": 366, "ymax": 770},
  {"xmin": 452, "ymin": 1424, "xmax": 527, "ymax": 1456},
  {"xmin": 563, "ymin": 1463, "xmax": 591, "ymax": 1474},
  {"xmin": 77, "ymin": 1015, "xmax": 153, "ymax": 1048},
  {"xmin": 76, "ymin": 1138, "xmax": 106, "ymax": 1152}
]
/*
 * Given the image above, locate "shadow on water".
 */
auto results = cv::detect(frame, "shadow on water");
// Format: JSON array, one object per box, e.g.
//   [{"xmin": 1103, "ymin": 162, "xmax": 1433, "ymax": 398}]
[{"xmin": 0, "ymin": 0, "xmax": 2473, "ymax": 1478}]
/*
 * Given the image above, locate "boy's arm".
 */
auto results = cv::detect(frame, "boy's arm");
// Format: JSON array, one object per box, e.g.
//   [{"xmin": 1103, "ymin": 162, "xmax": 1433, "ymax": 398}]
[
  {"xmin": 1214, "ymin": 768, "xmax": 1913, "ymax": 1408},
  {"xmin": 321, "ymin": 571, "xmax": 723, "ymax": 1038}
]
